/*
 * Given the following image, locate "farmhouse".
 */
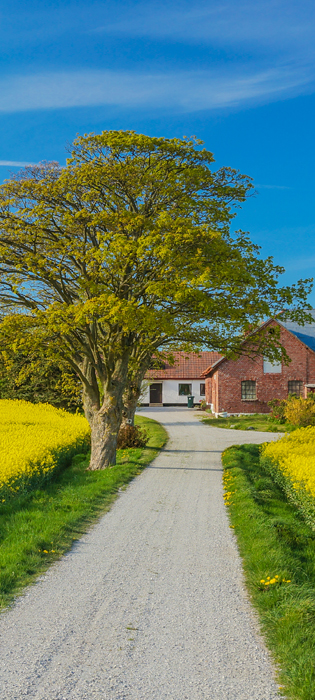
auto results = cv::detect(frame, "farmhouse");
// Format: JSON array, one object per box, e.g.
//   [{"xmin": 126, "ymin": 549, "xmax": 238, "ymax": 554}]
[
  {"xmin": 142, "ymin": 351, "xmax": 221, "ymax": 406},
  {"xmin": 201, "ymin": 312, "xmax": 315, "ymax": 415}
]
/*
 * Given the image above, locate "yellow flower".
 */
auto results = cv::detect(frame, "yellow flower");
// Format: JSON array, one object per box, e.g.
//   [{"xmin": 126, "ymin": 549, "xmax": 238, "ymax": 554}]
[
  {"xmin": 0, "ymin": 399, "xmax": 90, "ymax": 495},
  {"xmin": 262, "ymin": 426, "xmax": 315, "ymax": 500}
]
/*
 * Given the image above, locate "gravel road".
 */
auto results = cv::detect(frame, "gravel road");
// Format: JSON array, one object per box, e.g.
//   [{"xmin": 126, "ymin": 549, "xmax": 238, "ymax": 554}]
[{"xmin": 0, "ymin": 408, "xmax": 283, "ymax": 700}]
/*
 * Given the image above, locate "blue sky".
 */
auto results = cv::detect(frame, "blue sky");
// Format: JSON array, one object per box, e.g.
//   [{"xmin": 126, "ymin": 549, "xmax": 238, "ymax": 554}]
[{"xmin": 1, "ymin": 0, "xmax": 315, "ymax": 301}]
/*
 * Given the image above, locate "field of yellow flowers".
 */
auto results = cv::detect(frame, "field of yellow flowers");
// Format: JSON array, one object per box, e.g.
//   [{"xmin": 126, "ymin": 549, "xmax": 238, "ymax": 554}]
[
  {"xmin": 0, "ymin": 400, "xmax": 90, "ymax": 496},
  {"xmin": 261, "ymin": 426, "xmax": 315, "ymax": 529}
]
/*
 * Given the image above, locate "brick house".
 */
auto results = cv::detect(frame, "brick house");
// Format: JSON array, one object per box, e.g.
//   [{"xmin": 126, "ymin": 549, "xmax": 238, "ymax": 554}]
[
  {"xmin": 201, "ymin": 313, "xmax": 315, "ymax": 415},
  {"xmin": 142, "ymin": 351, "xmax": 221, "ymax": 406}
]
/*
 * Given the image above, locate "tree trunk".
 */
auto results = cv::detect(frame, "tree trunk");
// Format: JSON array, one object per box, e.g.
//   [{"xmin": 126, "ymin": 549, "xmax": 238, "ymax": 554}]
[
  {"xmin": 82, "ymin": 355, "xmax": 130, "ymax": 470},
  {"xmin": 89, "ymin": 403, "xmax": 120, "ymax": 469},
  {"xmin": 121, "ymin": 362, "xmax": 149, "ymax": 427},
  {"xmin": 121, "ymin": 384, "xmax": 141, "ymax": 426}
]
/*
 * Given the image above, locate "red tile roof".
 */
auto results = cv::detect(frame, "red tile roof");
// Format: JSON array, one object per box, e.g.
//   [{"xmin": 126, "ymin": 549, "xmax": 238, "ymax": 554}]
[{"xmin": 145, "ymin": 351, "xmax": 222, "ymax": 379}]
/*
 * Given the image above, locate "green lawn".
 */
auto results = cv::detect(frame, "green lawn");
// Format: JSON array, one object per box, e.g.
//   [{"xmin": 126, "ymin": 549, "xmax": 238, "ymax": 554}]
[
  {"xmin": 0, "ymin": 415, "xmax": 167, "ymax": 610},
  {"xmin": 222, "ymin": 444, "xmax": 315, "ymax": 700},
  {"xmin": 201, "ymin": 412, "xmax": 293, "ymax": 432}
]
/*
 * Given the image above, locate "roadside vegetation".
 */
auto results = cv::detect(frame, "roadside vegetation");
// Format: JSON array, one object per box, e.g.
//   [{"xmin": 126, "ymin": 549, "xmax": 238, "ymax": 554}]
[
  {"xmin": 0, "ymin": 415, "xmax": 167, "ymax": 611},
  {"xmin": 201, "ymin": 413, "xmax": 292, "ymax": 432},
  {"xmin": 223, "ymin": 443, "xmax": 315, "ymax": 700},
  {"xmin": 201, "ymin": 394, "xmax": 315, "ymax": 433}
]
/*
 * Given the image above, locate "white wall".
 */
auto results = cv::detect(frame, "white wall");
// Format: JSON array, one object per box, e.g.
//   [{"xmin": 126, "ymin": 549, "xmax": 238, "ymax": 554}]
[{"xmin": 141, "ymin": 379, "xmax": 205, "ymax": 405}]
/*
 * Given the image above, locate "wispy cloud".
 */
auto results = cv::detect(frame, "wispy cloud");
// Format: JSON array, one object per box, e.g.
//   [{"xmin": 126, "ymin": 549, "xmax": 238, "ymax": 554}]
[
  {"xmin": 0, "ymin": 160, "xmax": 35, "ymax": 167},
  {"xmin": 255, "ymin": 184, "xmax": 292, "ymax": 190},
  {"xmin": 283, "ymin": 256, "xmax": 315, "ymax": 272},
  {"xmin": 99, "ymin": 0, "xmax": 315, "ymax": 49},
  {"xmin": 0, "ymin": 1, "xmax": 314, "ymax": 115},
  {"xmin": 0, "ymin": 64, "xmax": 312, "ymax": 114}
]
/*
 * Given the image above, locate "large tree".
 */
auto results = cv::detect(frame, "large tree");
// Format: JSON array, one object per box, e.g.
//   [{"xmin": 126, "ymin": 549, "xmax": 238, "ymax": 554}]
[{"xmin": 0, "ymin": 131, "xmax": 311, "ymax": 468}]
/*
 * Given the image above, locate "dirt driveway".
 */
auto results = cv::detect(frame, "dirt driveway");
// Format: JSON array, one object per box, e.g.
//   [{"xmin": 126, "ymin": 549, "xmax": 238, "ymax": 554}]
[{"xmin": 0, "ymin": 408, "xmax": 281, "ymax": 699}]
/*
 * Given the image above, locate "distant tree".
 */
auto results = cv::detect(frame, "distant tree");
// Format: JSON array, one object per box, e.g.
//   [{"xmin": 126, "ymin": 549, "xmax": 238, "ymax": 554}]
[
  {"xmin": 0, "ymin": 341, "xmax": 82, "ymax": 412},
  {"xmin": 0, "ymin": 131, "xmax": 311, "ymax": 468}
]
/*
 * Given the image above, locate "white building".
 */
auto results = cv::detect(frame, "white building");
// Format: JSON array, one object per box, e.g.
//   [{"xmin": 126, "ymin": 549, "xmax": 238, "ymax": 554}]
[{"xmin": 141, "ymin": 352, "xmax": 222, "ymax": 406}]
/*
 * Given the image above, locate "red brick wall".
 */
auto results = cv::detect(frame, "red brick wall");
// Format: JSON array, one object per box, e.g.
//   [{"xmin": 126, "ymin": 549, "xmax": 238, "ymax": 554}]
[{"xmin": 206, "ymin": 323, "xmax": 315, "ymax": 414}]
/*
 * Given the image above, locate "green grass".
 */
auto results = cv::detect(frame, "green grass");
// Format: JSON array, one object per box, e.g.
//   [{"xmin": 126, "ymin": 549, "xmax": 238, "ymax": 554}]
[
  {"xmin": 0, "ymin": 415, "xmax": 167, "ymax": 611},
  {"xmin": 222, "ymin": 444, "xmax": 315, "ymax": 700},
  {"xmin": 201, "ymin": 412, "xmax": 294, "ymax": 432}
]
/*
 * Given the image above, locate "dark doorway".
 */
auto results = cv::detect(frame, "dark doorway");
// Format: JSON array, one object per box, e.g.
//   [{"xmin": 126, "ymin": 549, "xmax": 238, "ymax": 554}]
[{"xmin": 150, "ymin": 383, "xmax": 162, "ymax": 404}]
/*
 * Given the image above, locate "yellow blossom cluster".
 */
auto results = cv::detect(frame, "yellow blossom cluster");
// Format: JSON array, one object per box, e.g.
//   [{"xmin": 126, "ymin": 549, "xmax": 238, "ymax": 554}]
[
  {"xmin": 0, "ymin": 400, "xmax": 90, "ymax": 495},
  {"xmin": 260, "ymin": 575, "xmax": 291, "ymax": 587},
  {"xmin": 261, "ymin": 426, "xmax": 315, "ymax": 498},
  {"xmin": 223, "ymin": 472, "xmax": 235, "ymax": 506}
]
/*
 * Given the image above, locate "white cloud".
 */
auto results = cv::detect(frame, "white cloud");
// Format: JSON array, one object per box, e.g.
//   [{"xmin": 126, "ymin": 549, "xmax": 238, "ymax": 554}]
[
  {"xmin": 0, "ymin": 160, "xmax": 35, "ymax": 166},
  {"xmin": 254, "ymin": 184, "xmax": 291, "ymax": 190},
  {"xmin": 99, "ymin": 0, "xmax": 315, "ymax": 48},
  {"xmin": 0, "ymin": 64, "xmax": 312, "ymax": 114}
]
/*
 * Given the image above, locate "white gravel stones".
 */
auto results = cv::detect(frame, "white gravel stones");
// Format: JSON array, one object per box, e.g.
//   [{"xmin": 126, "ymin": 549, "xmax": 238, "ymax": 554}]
[{"xmin": 0, "ymin": 408, "xmax": 282, "ymax": 699}]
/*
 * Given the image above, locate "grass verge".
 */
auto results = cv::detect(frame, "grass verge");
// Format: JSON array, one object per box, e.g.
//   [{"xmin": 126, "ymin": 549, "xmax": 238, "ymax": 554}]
[
  {"xmin": 222, "ymin": 444, "xmax": 315, "ymax": 700},
  {"xmin": 201, "ymin": 413, "xmax": 293, "ymax": 432},
  {"xmin": 0, "ymin": 415, "xmax": 167, "ymax": 611}
]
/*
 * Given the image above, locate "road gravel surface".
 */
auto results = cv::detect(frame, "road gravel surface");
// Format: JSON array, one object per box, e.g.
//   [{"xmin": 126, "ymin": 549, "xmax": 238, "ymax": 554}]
[{"xmin": 0, "ymin": 408, "xmax": 283, "ymax": 699}]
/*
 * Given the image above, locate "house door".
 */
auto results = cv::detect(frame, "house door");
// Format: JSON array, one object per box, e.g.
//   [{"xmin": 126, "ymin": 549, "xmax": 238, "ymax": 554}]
[{"xmin": 150, "ymin": 383, "xmax": 162, "ymax": 404}]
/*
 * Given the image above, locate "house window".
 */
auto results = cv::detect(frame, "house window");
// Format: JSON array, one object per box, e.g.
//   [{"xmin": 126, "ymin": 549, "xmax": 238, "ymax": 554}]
[
  {"xmin": 288, "ymin": 380, "xmax": 303, "ymax": 397},
  {"xmin": 179, "ymin": 383, "xmax": 192, "ymax": 396},
  {"xmin": 200, "ymin": 383, "xmax": 205, "ymax": 396},
  {"xmin": 241, "ymin": 380, "xmax": 257, "ymax": 400},
  {"xmin": 263, "ymin": 358, "xmax": 282, "ymax": 373}
]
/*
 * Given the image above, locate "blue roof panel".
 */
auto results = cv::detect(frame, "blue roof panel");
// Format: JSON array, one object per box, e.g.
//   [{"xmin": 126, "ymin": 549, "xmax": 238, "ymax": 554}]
[{"xmin": 280, "ymin": 310, "xmax": 315, "ymax": 353}]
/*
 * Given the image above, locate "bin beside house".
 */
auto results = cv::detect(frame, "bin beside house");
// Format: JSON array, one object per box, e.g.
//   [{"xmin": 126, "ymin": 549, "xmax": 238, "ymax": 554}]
[
  {"xmin": 201, "ymin": 312, "xmax": 315, "ymax": 416},
  {"xmin": 141, "ymin": 352, "xmax": 222, "ymax": 406}
]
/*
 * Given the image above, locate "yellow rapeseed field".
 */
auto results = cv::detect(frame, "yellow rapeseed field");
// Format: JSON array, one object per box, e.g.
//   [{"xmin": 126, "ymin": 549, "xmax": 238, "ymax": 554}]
[
  {"xmin": 0, "ymin": 400, "xmax": 90, "ymax": 494},
  {"xmin": 262, "ymin": 426, "xmax": 315, "ymax": 498}
]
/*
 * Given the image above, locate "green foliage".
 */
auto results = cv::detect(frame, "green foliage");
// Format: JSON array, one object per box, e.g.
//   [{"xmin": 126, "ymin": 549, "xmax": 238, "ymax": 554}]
[
  {"xmin": 222, "ymin": 444, "xmax": 315, "ymax": 700},
  {"xmin": 201, "ymin": 413, "xmax": 292, "ymax": 432},
  {"xmin": 0, "ymin": 415, "xmax": 166, "ymax": 609},
  {"xmin": 0, "ymin": 347, "xmax": 82, "ymax": 412},
  {"xmin": 0, "ymin": 131, "xmax": 310, "ymax": 375},
  {"xmin": 268, "ymin": 398, "xmax": 287, "ymax": 424}
]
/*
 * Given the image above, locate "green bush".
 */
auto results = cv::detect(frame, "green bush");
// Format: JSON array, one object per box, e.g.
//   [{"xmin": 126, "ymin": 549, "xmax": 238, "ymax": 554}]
[{"xmin": 267, "ymin": 398, "xmax": 287, "ymax": 423}]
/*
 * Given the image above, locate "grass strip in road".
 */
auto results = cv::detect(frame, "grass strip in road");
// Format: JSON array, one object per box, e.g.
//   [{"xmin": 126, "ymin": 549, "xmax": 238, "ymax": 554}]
[
  {"xmin": 0, "ymin": 416, "xmax": 167, "ymax": 611},
  {"xmin": 222, "ymin": 444, "xmax": 315, "ymax": 700},
  {"xmin": 201, "ymin": 413, "xmax": 292, "ymax": 432}
]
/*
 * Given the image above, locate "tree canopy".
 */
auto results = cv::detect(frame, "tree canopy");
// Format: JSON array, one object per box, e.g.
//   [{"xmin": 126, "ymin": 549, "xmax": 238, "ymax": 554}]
[{"xmin": 0, "ymin": 130, "xmax": 311, "ymax": 467}]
